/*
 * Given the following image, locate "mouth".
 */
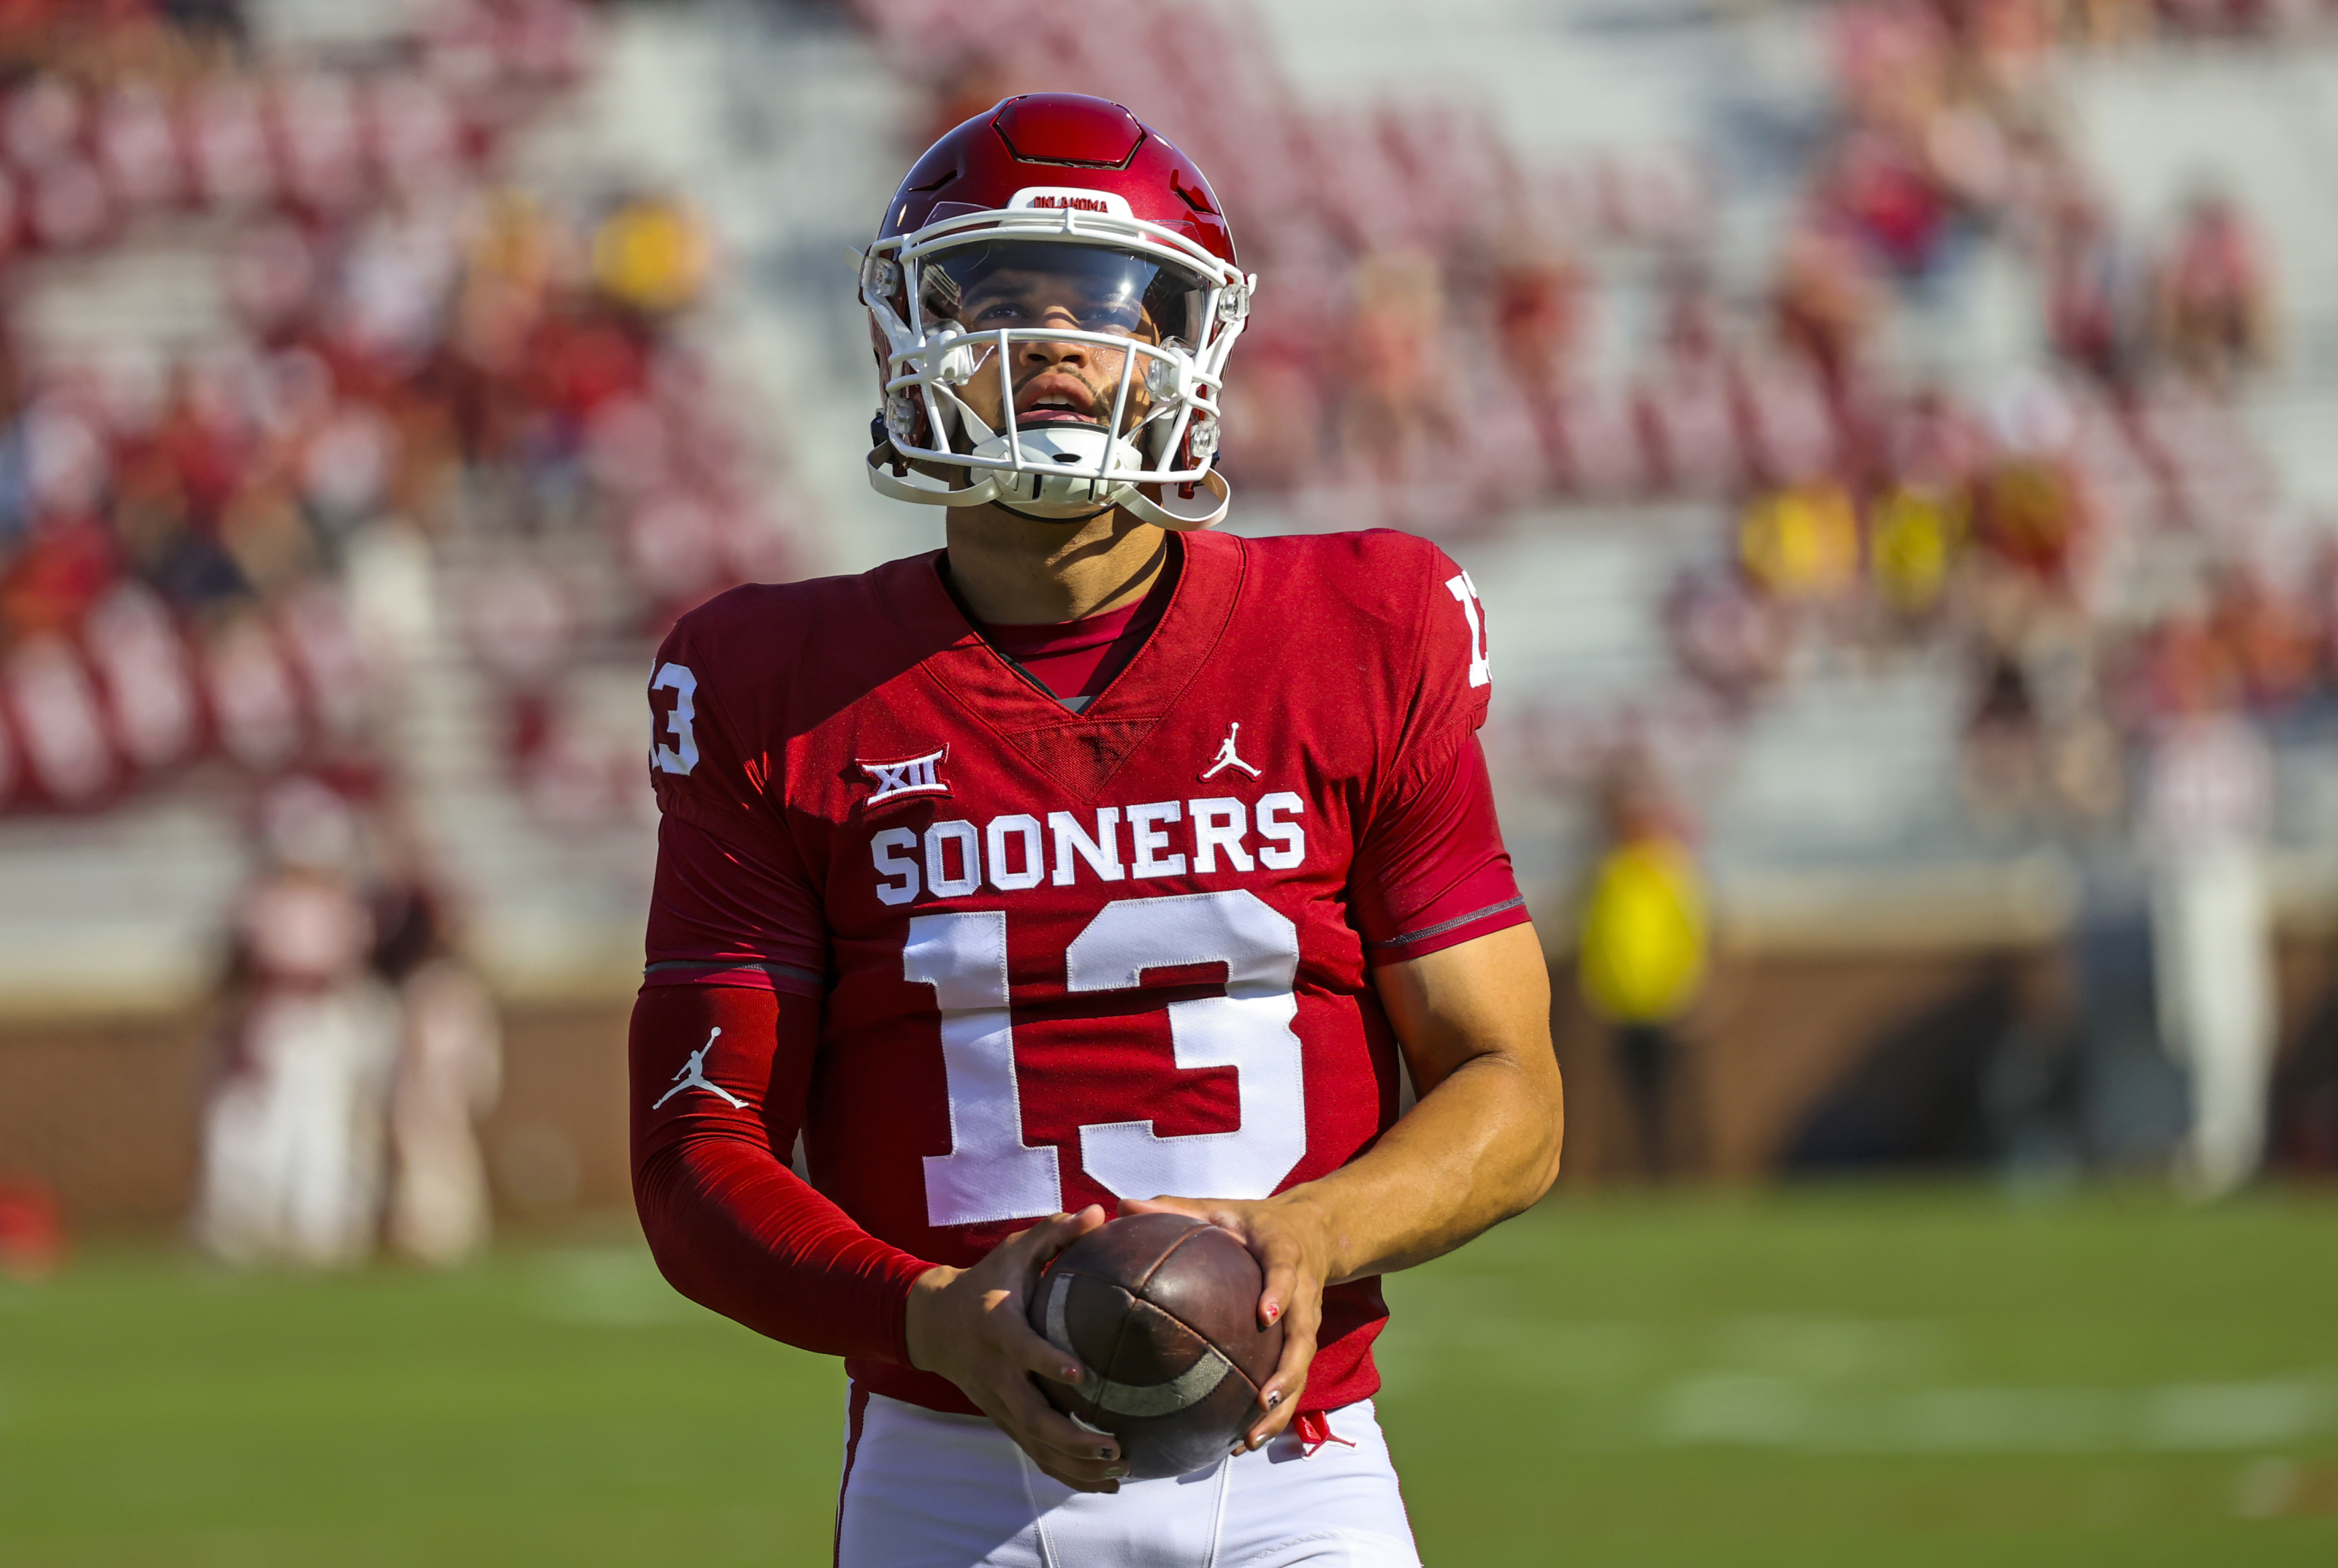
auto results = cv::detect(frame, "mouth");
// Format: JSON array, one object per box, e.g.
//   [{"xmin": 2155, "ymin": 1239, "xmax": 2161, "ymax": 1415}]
[{"xmin": 1015, "ymin": 375, "xmax": 1102, "ymax": 428}]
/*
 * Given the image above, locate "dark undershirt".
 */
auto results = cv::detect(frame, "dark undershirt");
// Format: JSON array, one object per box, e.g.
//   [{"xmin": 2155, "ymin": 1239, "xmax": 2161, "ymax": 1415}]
[{"xmin": 939, "ymin": 539, "xmax": 1181, "ymax": 712}]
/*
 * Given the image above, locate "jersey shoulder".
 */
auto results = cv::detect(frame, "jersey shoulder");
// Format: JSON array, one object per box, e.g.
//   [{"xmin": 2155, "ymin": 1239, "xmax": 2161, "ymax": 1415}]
[
  {"xmin": 1224, "ymin": 528, "xmax": 1492, "ymax": 745},
  {"xmin": 657, "ymin": 554, "xmax": 948, "ymax": 716},
  {"xmin": 1233, "ymin": 528, "xmax": 1460, "ymax": 623},
  {"xmin": 1229, "ymin": 528, "xmax": 1482, "ymax": 677},
  {"xmin": 660, "ymin": 566, "xmax": 886, "ymax": 667}
]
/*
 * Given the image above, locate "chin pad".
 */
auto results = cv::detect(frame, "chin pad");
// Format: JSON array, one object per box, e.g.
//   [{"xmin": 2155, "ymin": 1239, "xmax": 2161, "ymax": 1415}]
[{"xmin": 967, "ymin": 426, "xmax": 1146, "ymax": 518}]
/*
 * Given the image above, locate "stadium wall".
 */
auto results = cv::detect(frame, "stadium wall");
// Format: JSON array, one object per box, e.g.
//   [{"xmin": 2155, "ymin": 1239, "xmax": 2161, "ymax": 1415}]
[{"xmin": 5, "ymin": 938, "xmax": 2336, "ymax": 1233}]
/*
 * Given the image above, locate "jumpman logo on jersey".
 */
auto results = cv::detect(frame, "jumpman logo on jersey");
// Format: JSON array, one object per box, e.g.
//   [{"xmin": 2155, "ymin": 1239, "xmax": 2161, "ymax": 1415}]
[
  {"xmin": 653, "ymin": 1029, "xmax": 748, "ymax": 1110},
  {"xmin": 1200, "ymin": 722, "xmax": 1261, "ymax": 780}
]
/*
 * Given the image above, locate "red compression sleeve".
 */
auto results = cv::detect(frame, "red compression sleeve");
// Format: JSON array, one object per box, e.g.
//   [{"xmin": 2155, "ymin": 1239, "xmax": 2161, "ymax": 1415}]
[{"xmin": 630, "ymin": 983, "xmax": 934, "ymax": 1364}]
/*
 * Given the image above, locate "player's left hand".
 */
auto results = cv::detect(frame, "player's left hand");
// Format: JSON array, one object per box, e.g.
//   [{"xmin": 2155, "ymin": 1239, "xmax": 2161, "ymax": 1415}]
[{"xmin": 1119, "ymin": 1192, "xmax": 1331, "ymax": 1453}]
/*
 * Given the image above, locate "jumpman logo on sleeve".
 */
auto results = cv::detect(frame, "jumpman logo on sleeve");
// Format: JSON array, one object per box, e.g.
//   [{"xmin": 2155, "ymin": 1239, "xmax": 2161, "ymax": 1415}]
[
  {"xmin": 1200, "ymin": 722, "xmax": 1262, "ymax": 780},
  {"xmin": 652, "ymin": 1028, "xmax": 750, "ymax": 1109}
]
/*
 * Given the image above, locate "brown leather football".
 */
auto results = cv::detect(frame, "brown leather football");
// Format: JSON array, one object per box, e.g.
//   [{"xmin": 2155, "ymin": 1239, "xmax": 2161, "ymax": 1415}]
[{"xmin": 1027, "ymin": 1212, "xmax": 1284, "ymax": 1479}]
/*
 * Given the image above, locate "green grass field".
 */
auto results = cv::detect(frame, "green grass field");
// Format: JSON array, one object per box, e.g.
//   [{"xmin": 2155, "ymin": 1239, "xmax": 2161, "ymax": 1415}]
[{"xmin": 4, "ymin": 1187, "xmax": 2337, "ymax": 1565}]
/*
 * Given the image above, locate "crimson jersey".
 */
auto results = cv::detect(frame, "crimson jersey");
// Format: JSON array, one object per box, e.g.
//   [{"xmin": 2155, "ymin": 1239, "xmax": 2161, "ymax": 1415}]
[{"xmin": 639, "ymin": 527, "xmax": 1521, "ymax": 1416}]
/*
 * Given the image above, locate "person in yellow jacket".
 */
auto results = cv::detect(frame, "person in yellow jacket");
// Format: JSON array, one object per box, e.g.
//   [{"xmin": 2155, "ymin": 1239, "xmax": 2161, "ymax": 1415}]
[{"xmin": 1577, "ymin": 771, "xmax": 1709, "ymax": 1178}]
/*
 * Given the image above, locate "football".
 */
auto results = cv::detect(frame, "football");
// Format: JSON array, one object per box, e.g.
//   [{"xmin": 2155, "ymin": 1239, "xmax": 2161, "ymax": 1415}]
[{"xmin": 1028, "ymin": 1212, "xmax": 1284, "ymax": 1480}]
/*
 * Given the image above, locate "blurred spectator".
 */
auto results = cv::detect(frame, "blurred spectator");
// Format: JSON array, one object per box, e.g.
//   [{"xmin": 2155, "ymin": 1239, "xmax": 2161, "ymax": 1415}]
[
  {"xmin": 372, "ymin": 857, "xmax": 502, "ymax": 1268},
  {"xmin": 196, "ymin": 778, "xmax": 400, "ymax": 1267},
  {"xmin": 1490, "ymin": 237, "xmax": 1589, "ymax": 483},
  {"xmin": 1772, "ymin": 216, "xmax": 1889, "ymax": 406},
  {"xmin": 1970, "ymin": 447, "xmax": 2092, "ymax": 595},
  {"xmin": 2152, "ymin": 190, "xmax": 2274, "ymax": 393},
  {"xmin": 1575, "ymin": 760, "xmax": 1710, "ymax": 1179},
  {"xmin": 1888, "ymin": 382, "xmax": 1987, "ymax": 492},
  {"xmin": 1965, "ymin": 0, "xmax": 2061, "ymax": 102},
  {"xmin": 1961, "ymin": 643, "xmax": 2046, "ymax": 823},
  {"xmin": 2207, "ymin": 566, "xmax": 2318, "ymax": 715},
  {"xmin": 1869, "ymin": 481, "xmax": 1966, "ymax": 623},
  {"xmin": 1337, "ymin": 250, "xmax": 1461, "ymax": 489},
  {"xmin": 1664, "ymin": 566, "xmax": 1790, "ymax": 712},
  {"xmin": 1737, "ymin": 476, "xmax": 1862, "ymax": 604},
  {"xmin": 2045, "ymin": 188, "xmax": 2149, "ymax": 393},
  {"xmin": 591, "ymin": 193, "xmax": 713, "ymax": 317},
  {"xmin": 1827, "ymin": 127, "xmax": 1958, "ymax": 281},
  {"xmin": 2141, "ymin": 672, "xmax": 2275, "ymax": 1198}
]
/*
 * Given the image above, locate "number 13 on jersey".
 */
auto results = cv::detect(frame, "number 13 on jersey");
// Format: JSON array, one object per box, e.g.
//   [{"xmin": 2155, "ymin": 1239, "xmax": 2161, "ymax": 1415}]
[{"xmin": 905, "ymin": 889, "xmax": 1307, "ymax": 1228}]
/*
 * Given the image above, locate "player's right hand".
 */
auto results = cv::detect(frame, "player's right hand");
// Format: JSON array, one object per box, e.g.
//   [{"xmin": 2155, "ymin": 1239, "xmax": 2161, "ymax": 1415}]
[{"xmin": 905, "ymin": 1205, "xmax": 1125, "ymax": 1493}]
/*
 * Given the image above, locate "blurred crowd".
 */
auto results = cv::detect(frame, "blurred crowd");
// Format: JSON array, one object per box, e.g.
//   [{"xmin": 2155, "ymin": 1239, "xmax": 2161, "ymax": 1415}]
[
  {"xmin": 197, "ymin": 775, "xmax": 500, "ymax": 1267},
  {"xmin": 1725, "ymin": 0, "xmax": 2307, "ymax": 837},
  {"xmin": 0, "ymin": 0, "xmax": 801, "ymax": 826}
]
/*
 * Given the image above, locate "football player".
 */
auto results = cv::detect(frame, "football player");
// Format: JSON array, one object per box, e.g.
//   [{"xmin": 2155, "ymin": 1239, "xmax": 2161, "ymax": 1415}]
[{"xmin": 630, "ymin": 94, "xmax": 1565, "ymax": 1567}]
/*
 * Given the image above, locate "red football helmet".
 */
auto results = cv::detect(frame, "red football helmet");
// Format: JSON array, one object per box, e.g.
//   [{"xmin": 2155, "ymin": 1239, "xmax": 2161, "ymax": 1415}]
[{"xmin": 860, "ymin": 94, "xmax": 1254, "ymax": 530}]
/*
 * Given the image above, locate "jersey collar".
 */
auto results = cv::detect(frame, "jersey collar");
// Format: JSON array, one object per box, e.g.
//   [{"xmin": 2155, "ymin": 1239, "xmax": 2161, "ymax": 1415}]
[{"xmin": 883, "ymin": 530, "xmax": 1244, "ymax": 728}]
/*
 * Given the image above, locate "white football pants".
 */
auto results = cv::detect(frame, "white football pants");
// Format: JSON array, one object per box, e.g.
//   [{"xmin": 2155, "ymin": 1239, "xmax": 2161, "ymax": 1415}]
[{"xmin": 834, "ymin": 1390, "xmax": 1421, "ymax": 1568}]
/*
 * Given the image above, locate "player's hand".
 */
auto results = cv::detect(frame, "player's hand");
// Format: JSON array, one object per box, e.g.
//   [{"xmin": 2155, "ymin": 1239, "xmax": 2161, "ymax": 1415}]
[
  {"xmin": 1120, "ymin": 1192, "xmax": 1332, "ymax": 1453},
  {"xmin": 905, "ymin": 1204, "xmax": 1128, "ymax": 1493}
]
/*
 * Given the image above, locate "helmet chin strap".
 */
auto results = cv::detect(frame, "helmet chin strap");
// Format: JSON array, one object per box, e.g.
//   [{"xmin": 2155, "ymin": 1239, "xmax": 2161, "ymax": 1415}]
[{"xmin": 1116, "ymin": 471, "xmax": 1231, "ymax": 530}]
